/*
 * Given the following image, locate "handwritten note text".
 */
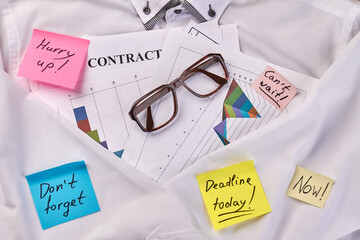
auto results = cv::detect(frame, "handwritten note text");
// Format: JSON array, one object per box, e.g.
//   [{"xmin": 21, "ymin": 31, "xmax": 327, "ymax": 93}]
[
  {"xmin": 252, "ymin": 66, "xmax": 297, "ymax": 111},
  {"xmin": 26, "ymin": 161, "xmax": 100, "ymax": 229},
  {"xmin": 286, "ymin": 166, "xmax": 334, "ymax": 208},
  {"xmin": 196, "ymin": 161, "xmax": 271, "ymax": 230},
  {"xmin": 18, "ymin": 29, "xmax": 90, "ymax": 89}
]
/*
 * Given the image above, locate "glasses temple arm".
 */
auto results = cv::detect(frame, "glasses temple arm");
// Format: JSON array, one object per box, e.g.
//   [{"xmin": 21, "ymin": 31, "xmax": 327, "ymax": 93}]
[
  {"xmin": 179, "ymin": 57, "xmax": 218, "ymax": 83},
  {"xmin": 146, "ymin": 106, "xmax": 154, "ymax": 130},
  {"xmin": 133, "ymin": 87, "xmax": 171, "ymax": 115},
  {"xmin": 196, "ymin": 69, "xmax": 228, "ymax": 84}
]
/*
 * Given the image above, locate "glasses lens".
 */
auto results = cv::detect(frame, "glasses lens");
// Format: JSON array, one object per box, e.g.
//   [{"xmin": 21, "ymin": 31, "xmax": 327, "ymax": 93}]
[
  {"xmin": 134, "ymin": 86, "xmax": 176, "ymax": 131},
  {"xmin": 183, "ymin": 56, "xmax": 227, "ymax": 96}
]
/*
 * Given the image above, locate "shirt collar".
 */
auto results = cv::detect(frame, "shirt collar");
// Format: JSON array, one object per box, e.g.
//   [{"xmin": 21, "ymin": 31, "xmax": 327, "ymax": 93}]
[{"xmin": 130, "ymin": 0, "xmax": 231, "ymax": 30}]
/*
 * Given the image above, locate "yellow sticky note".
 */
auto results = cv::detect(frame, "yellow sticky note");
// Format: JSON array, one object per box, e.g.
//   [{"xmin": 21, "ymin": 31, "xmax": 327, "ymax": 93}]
[
  {"xmin": 196, "ymin": 161, "xmax": 271, "ymax": 230},
  {"xmin": 286, "ymin": 166, "xmax": 335, "ymax": 208}
]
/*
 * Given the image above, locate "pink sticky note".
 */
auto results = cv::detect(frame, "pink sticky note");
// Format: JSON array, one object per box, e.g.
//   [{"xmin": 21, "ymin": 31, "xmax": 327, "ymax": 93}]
[
  {"xmin": 252, "ymin": 66, "xmax": 297, "ymax": 111},
  {"xmin": 18, "ymin": 29, "xmax": 90, "ymax": 89}
]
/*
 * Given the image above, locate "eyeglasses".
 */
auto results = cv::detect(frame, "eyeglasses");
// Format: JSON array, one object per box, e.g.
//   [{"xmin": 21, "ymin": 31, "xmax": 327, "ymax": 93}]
[{"xmin": 129, "ymin": 53, "xmax": 229, "ymax": 132}]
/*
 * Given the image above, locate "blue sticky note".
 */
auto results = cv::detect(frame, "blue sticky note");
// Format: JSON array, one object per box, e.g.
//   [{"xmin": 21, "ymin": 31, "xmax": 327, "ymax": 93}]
[{"xmin": 26, "ymin": 161, "xmax": 100, "ymax": 229}]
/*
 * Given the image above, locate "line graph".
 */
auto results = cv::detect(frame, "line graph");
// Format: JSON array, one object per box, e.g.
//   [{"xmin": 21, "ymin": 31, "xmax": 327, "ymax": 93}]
[
  {"xmin": 34, "ymin": 68, "xmax": 154, "ymax": 167},
  {"xmin": 132, "ymin": 46, "xmax": 315, "ymax": 182}
]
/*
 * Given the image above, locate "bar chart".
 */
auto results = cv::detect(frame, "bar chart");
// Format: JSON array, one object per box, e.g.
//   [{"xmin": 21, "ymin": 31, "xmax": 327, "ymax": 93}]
[{"xmin": 73, "ymin": 106, "xmax": 124, "ymax": 158}]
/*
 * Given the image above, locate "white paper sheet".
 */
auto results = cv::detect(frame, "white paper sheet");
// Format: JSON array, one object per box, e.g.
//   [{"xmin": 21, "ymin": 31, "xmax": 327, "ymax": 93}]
[
  {"xmin": 130, "ymin": 33, "xmax": 317, "ymax": 182},
  {"xmin": 31, "ymin": 23, "xmax": 239, "ymax": 161},
  {"xmin": 184, "ymin": 20, "xmax": 240, "ymax": 51},
  {"xmin": 34, "ymin": 66, "xmax": 155, "ymax": 166}
]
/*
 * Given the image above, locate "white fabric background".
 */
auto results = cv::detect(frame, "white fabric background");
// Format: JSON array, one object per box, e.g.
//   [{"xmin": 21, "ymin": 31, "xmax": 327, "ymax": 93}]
[
  {"xmin": 166, "ymin": 31, "xmax": 360, "ymax": 240},
  {"xmin": 219, "ymin": 0, "xmax": 360, "ymax": 78},
  {"xmin": 0, "ymin": 67, "xmax": 206, "ymax": 239},
  {"xmin": 1, "ymin": 0, "xmax": 360, "ymax": 239}
]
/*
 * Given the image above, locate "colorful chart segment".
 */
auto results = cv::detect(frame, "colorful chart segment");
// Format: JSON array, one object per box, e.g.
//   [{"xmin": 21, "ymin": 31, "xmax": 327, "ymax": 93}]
[
  {"xmin": 223, "ymin": 79, "xmax": 261, "ymax": 120},
  {"xmin": 114, "ymin": 150, "xmax": 124, "ymax": 158},
  {"xmin": 214, "ymin": 79, "xmax": 261, "ymax": 146},
  {"xmin": 213, "ymin": 120, "xmax": 230, "ymax": 145},
  {"xmin": 73, "ymin": 106, "xmax": 124, "ymax": 158}
]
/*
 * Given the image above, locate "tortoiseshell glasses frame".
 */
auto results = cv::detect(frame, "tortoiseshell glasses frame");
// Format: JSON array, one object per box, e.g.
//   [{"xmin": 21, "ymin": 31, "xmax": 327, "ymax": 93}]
[{"xmin": 129, "ymin": 53, "xmax": 229, "ymax": 132}]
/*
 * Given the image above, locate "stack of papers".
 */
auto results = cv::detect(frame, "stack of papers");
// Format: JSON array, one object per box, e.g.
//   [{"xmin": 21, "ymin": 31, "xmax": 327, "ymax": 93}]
[{"xmin": 32, "ymin": 20, "xmax": 317, "ymax": 182}]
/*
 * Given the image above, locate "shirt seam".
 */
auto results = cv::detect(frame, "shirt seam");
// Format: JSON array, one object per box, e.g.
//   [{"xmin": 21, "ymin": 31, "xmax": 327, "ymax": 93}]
[
  {"xmin": 336, "ymin": 5, "xmax": 360, "ymax": 58},
  {"xmin": 300, "ymin": 0, "xmax": 360, "ymax": 60},
  {"xmin": 0, "ymin": 0, "xmax": 30, "ymax": 90}
]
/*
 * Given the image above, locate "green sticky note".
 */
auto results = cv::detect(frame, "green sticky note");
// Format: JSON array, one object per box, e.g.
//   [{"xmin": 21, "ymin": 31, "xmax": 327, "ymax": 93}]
[{"xmin": 26, "ymin": 161, "xmax": 100, "ymax": 229}]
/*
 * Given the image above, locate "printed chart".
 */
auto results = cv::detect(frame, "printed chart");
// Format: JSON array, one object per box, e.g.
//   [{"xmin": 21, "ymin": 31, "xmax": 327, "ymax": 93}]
[
  {"xmin": 132, "ymin": 46, "xmax": 315, "ymax": 182},
  {"xmin": 72, "ymin": 102, "xmax": 124, "ymax": 158},
  {"xmin": 34, "ymin": 68, "xmax": 154, "ymax": 167},
  {"xmin": 187, "ymin": 27, "xmax": 219, "ymax": 44}
]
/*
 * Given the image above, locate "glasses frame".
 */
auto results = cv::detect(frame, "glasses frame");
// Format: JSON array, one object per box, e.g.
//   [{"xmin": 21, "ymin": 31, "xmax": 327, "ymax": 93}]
[{"xmin": 129, "ymin": 53, "xmax": 229, "ymax": 132}]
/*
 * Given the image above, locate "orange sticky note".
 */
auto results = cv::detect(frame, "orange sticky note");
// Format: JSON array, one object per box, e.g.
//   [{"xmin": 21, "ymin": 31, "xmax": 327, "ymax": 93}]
[
  {"xmin": 196, "ymin": 161, "xmax": 271, "ymax": 230},
  {"xmin": 252, "ymin": 66, "xmax": 297, "ymax": 111},
  {"xmin": 18, "ymin": 29, "xmax": 90, "ymax": 89},
  {"xmin": 286, "ymin": 166, "xmax": 335, "ymax": 208}
]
